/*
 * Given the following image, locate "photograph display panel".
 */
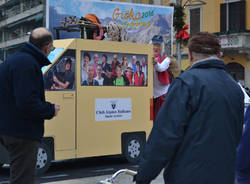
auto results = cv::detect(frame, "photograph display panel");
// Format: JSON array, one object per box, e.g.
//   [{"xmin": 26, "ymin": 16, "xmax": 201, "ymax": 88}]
[
  {"xmin": 44, "ymin": 50, "xmax": 76, "ymax": 90},
  {"xmin": 81, "ymin": 51, "xmax": 148, "ymax": 87}
]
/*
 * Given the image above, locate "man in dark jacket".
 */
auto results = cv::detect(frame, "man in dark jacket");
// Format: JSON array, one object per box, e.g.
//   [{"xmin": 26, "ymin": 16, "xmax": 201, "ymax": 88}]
[
  {"xmin": 134, "ymin": 32, "xmax": 244, "ymax": 184},
  {"xmin": 0, "ymin": 27, "xmax": 60, "ymax": 184}
]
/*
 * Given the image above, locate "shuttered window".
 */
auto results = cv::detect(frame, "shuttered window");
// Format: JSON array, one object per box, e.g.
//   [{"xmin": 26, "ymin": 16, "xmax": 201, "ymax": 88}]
[
  {"xmin": 189, "ymin": 8, "xmax": 201, "ymax": 37},
  {"xmin": 220, "ymin": 0, "xmax": 245, "ymax": 32}
]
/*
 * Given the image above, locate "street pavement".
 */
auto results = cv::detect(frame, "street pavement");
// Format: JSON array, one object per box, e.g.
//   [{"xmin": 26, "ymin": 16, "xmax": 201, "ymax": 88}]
[
  {"xmin": 0, "ymin": 156, "xmax": 165, "ymax": 184},
  {"xmin": 42, "ymin": 171, "xmax": 164, "ymax": 184}
]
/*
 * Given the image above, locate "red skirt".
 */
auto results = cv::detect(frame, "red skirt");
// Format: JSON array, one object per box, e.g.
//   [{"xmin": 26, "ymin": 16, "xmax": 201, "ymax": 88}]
[{"xmin": 153, "ymin": 94, "xmax": 166, "ymax": 121}]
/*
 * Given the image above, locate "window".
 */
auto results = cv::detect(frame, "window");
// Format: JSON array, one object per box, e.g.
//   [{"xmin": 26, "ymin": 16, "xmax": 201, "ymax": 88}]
[
  {"xmin": 0, "ymin": 9, "xmax": 5, "ymax": 21},
  {"xmin": 226, "ymin": 62, "xmax": 244, "ymax": 82},
  {"xmin": 189, "ymin": 7, "xmax": 202, "ymax": 37},
  {"xmin": 44, "ymin": 50, "xmax": 76, "ymax": 90},
  {"xmin": 220, "ymin": 0, "xmax": 245, "ymax": 32}
]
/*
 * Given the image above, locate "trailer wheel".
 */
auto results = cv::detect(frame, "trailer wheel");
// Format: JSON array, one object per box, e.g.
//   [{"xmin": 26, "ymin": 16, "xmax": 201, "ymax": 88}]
[
  {"xmin": 123, "ymin": 134, "xmax": 145, "ymax": 163},
  {"xmin": 36, "ymin": 142, "xmax": 52, "ymax": 176}
]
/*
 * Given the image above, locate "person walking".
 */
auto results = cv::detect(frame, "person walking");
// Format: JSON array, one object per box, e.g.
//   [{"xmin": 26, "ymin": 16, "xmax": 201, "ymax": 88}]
[
  {"xmin": 0, "ymin": 27, "xmax": 60, "ymax": 184},
  {"xmin": 134, "ymin": 32, "xmax": 244, "ymax": 184}
]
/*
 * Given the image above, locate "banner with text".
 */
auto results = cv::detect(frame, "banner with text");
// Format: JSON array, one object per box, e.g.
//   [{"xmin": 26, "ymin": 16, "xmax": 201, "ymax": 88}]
[
  {"xmin": 47, "ymin": 0, "xmax": 173, "ymax": 54},
  {"xmin": 95, "ymin": 98, "xmax": 132, "ymax": 122}
]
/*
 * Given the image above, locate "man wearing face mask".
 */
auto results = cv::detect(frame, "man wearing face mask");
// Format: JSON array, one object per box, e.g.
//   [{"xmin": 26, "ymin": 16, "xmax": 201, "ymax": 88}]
[{"xmin": 0, "ymin": 27, "xmax": 60, "ymax": 184}]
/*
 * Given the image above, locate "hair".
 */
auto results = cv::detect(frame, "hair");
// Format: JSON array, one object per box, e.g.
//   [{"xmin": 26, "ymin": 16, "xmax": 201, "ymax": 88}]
[
  {"xmin": 87, "ymin": 63, "xmax": 94, "ymax": 71},
  {"xmin": 188, "ymin": 32, "xmax": 221, "ymax": 57},
  {"xmin": 122, "ymin": 56, "xmax": 128, "ymax": 66},
  {"xmin": 65, "ymin": 58, "xmax": 72, "ymax": 65},
  {"xmin": 29, "ymin": 28, "xmax": 53, "ymax": 50},
  {"xmin": 102, "ymin": 54, "xmax": 107, "ymax": 60},
  {"xmin": 116, "ymin": 64, "xmax": 122, "ymax": 70},
  {"xmin": 84, "ymin": 52, "xmax": 91, "ymax": 61},
  {"xmin": 168, "ymin": 57, "xmax": 181, "ymax": 78},
  {"xmin": 65, "ymin": 58, "xmax": 72, "ymax": 70},
  {"xmin": 136, "ymin": 61, "xmax": 141, "ymax": 71},
  {"xmin": 106, "ymin": 65, "xmax": 112, "ymax": 72},
  {"xmin": 97, "ymin": 64, "xmax": 102, "ymax": 70}
]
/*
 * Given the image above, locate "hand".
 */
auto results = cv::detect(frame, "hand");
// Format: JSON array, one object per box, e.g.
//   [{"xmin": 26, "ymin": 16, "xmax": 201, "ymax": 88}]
[
  {"xmin": 54, "ymin": 104, "xmax": 60, "ymax": 116},
  {"xmin": 50, "ymin": 84, "xmax": 57, "ymax": 89},
  {"xmin": 153, "ymin": 57, "xmax": 158, "ymax": 65},
  {"xmin": 53, "ymin": 75, "xmax": 59, "ymax": 83}
]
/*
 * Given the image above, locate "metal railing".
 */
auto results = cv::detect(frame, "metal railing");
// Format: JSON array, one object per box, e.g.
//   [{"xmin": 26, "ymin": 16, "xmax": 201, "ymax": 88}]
[
  {"xmin": 98, "ymin": 169, "xmax": 137, "ymax": 184},
  {"xmin": 0, "ymin": 0, "xmax": 42, "ymax": 21}
]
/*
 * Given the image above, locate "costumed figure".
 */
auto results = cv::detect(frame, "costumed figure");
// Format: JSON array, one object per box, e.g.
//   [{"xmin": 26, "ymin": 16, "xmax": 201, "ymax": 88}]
[{"xmin": 152, "ymin": 35, "xmax": 171, "ymax": 121}]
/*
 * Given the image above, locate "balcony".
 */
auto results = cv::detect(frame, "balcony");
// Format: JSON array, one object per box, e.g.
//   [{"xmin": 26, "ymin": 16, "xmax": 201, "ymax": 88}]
[
  {"xmin": 219, "ymin": 32, "xmax": 250, "ymax": 60},
  {"xmin": 0, "ymin": 3, "xmax": 43, "ymax": 27},
  {"xmin": 0, "ymin": 0, "xmax": 10, "ymax": 7},
  {"xmin": 0, "ymin": 34, "xmax": 29, "ymax": 49}
]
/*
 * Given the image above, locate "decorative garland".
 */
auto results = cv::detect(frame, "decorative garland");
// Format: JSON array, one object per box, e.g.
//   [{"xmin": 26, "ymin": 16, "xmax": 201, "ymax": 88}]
[{"xmin": 171, "ymin": 4, "xmax": 190, "ymax": 45}]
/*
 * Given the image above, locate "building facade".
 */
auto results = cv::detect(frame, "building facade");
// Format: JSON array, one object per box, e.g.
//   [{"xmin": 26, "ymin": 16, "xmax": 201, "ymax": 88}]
[
  {"xmin": 2, "ymin": 0, "xmax": 248, "ymax": 88},
  {"xmin": 113, "ymin": 0, "xmax": 250, "ymax": 88},
  {"xmin": 0, "ymin": 0, "xmax": 167, "ymax": 63},
  {"xmin": 0, "ymin": 0, "xmax": 44, "ymax": 63},
  {"xmin": 179, "ymin": 0, "xmax": 250, "ymax": 87}
]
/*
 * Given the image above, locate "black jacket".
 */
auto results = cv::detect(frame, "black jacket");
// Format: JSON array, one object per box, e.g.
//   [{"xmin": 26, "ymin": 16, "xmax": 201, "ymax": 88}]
[
  {"xmin": 0, "ymin": 43, "xmax": 55, "ymax": 141},
  {"xmin": 103, "ymin": 75, "xmax": 114, "ymax": 86},
  {"xmin": 135, "ymin": 58, "xmax": 244, "ymax": 184}
]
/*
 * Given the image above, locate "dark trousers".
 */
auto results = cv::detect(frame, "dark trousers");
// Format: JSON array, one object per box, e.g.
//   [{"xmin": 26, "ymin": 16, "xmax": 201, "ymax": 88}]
[{"xmin": 0, "ymin": 135, "xmax": 40, "ymax": 184}]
